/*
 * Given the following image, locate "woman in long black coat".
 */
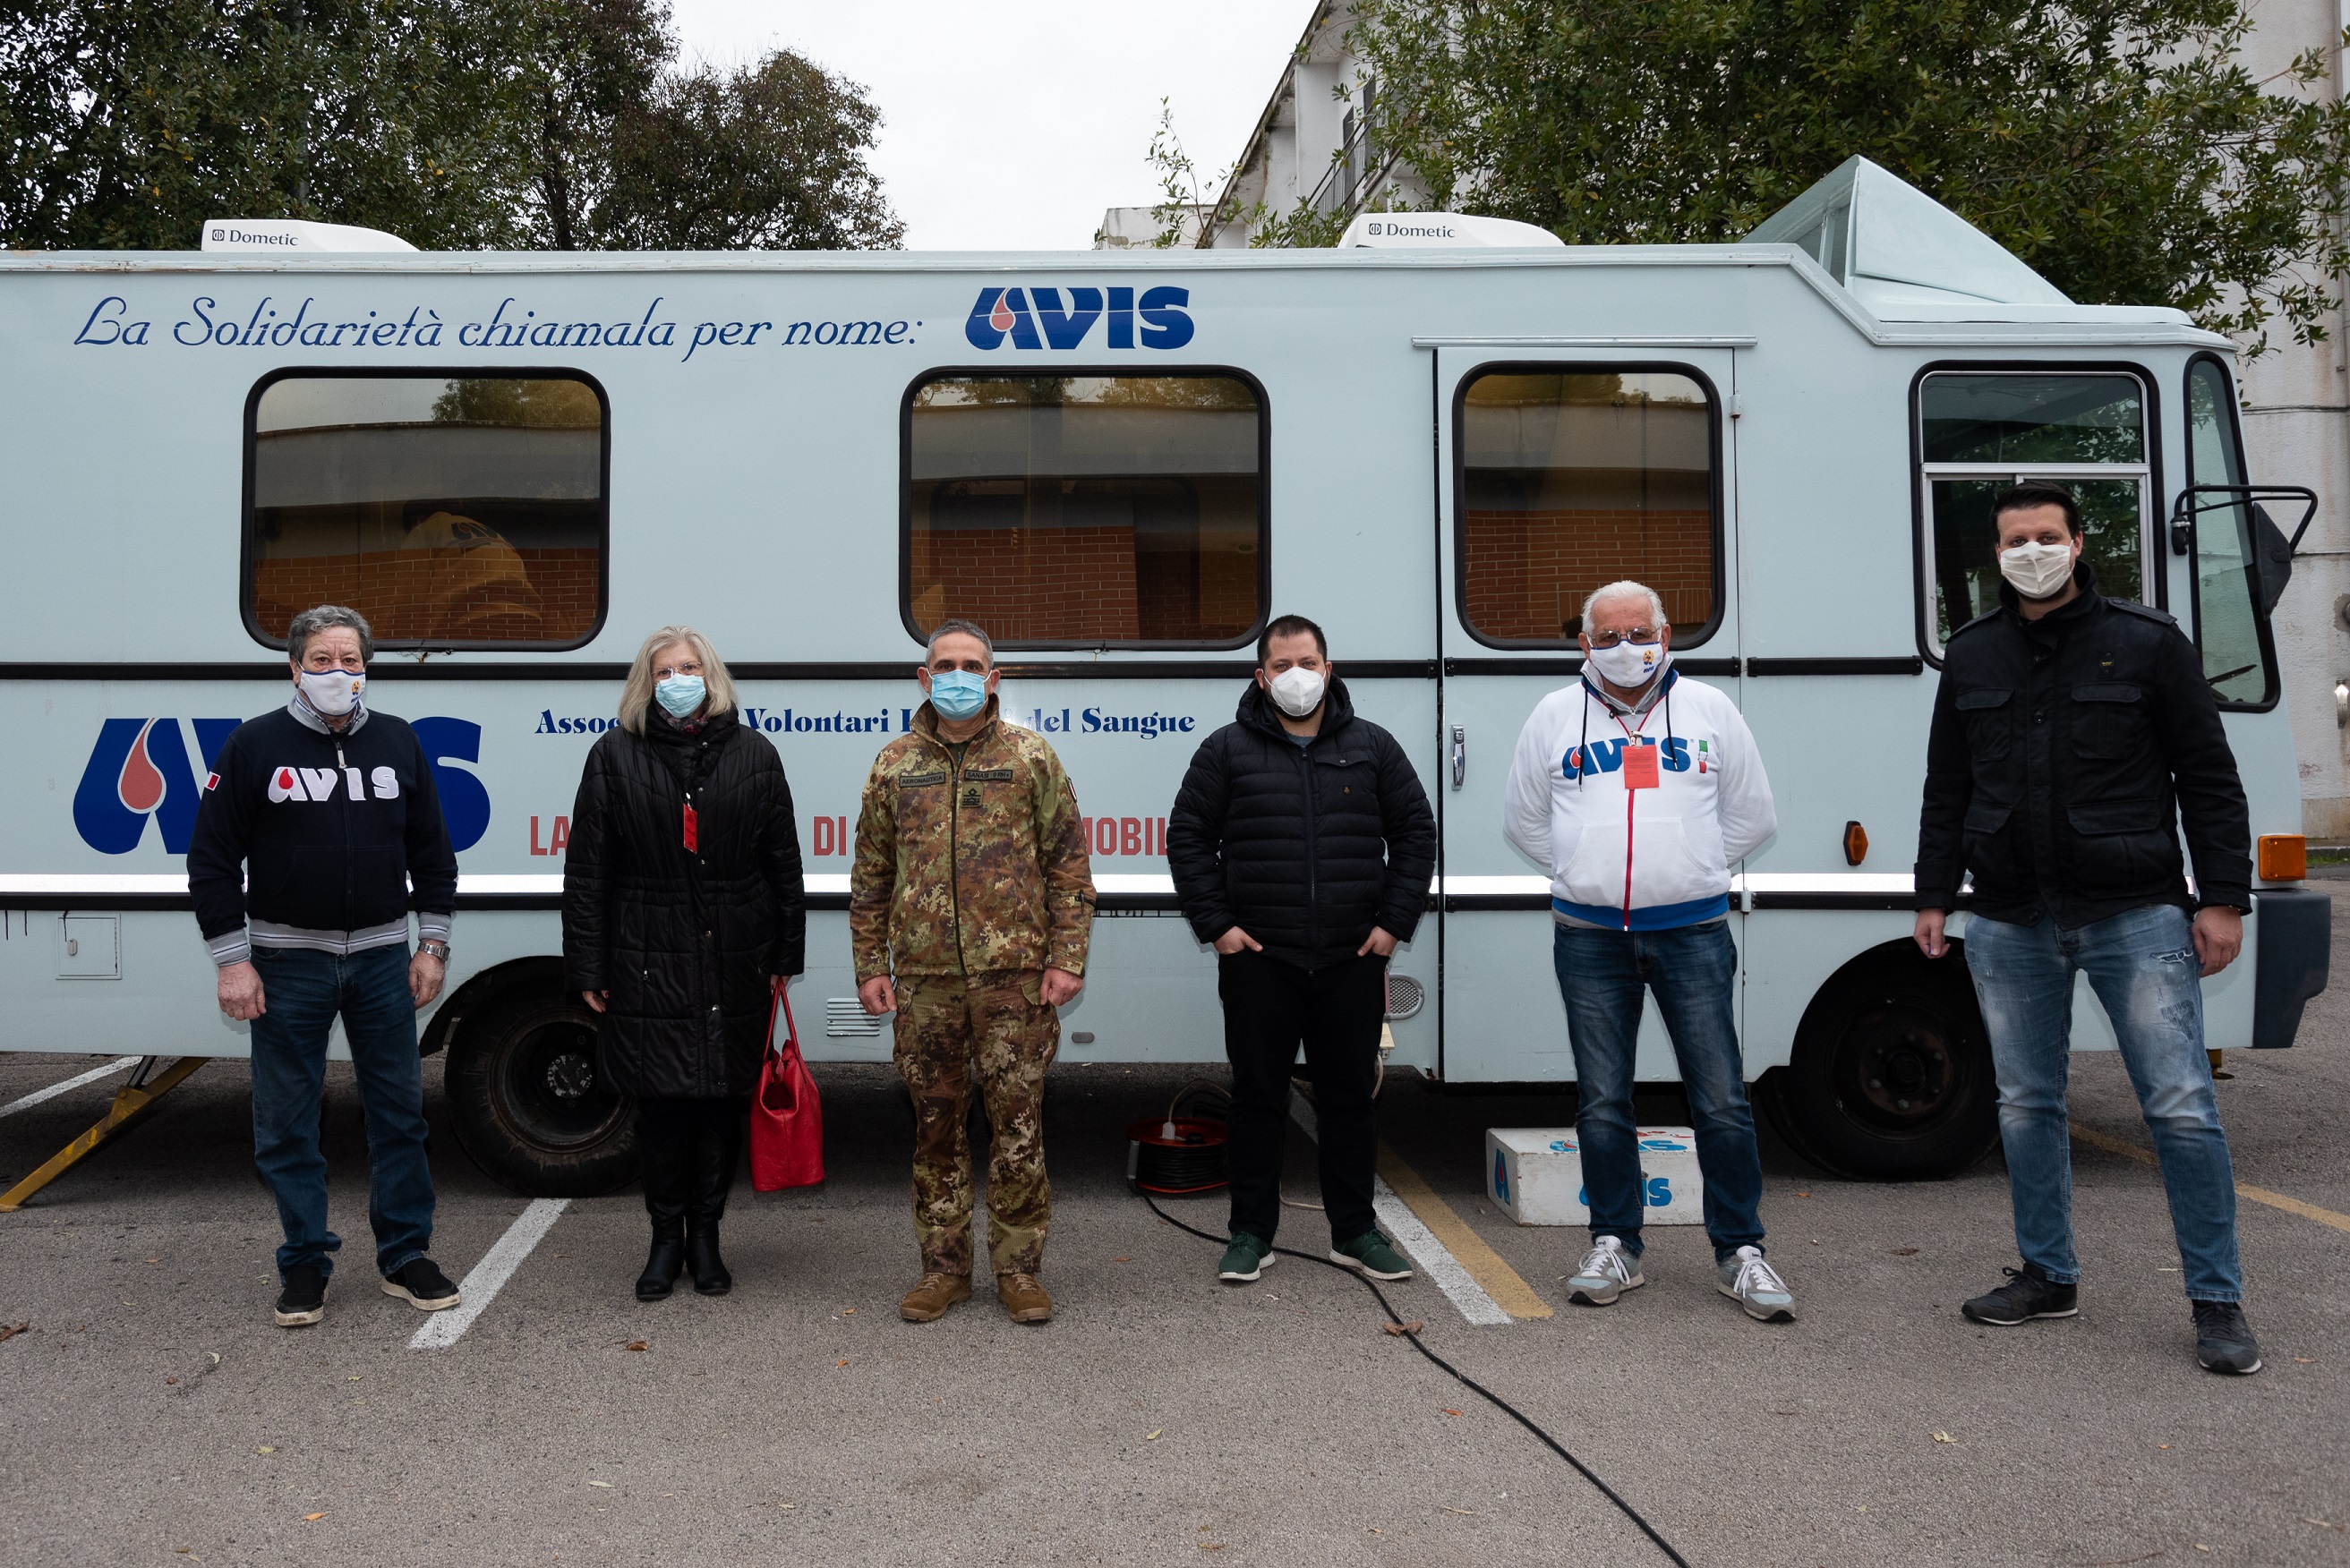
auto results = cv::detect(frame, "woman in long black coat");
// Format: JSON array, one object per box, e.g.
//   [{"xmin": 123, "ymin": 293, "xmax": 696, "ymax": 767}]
[{"xmin": 561, "ymin": 626, "xmax": 805, "ymax": 1301}]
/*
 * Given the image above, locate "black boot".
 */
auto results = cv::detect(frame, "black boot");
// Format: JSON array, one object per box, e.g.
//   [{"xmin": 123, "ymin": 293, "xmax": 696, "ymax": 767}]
[
  {"xmin": 635, "ymin": 1104, "xmax": 690, "ymax": 1302},
  {"xmin": 685, "ymin": 1100, "xmax": 741, "ymax": 1297}
]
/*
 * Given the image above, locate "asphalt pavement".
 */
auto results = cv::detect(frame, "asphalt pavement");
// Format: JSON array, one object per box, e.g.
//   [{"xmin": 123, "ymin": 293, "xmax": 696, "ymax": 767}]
[{"xmin": 4, "ymin": 925, "xmax": 2348, "ymax": 1567}]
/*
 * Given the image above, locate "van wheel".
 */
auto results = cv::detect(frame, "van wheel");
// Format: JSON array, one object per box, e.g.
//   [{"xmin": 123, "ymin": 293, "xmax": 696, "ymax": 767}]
[
  {"xmin": 1759, "ymin": 942, "xmax": 1999, "ymax": 1181},
  {"xmin": 446, "ymin": 987, "xmax": 637, "ymax": 1197}
]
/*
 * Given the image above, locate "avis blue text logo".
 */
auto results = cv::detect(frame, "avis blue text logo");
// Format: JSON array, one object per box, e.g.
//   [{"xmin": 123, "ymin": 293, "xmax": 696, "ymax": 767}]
[
  {"xmin": 73, "ymin": 718, "xmax": 493, "ymax": 854},
  {"xmin": 964, "ymin": 286, "xmax": 1193, "ymax": 351},
  {"xmin": 1562, "ymin": 737, "xmax": 1695, "ymax": 780}
]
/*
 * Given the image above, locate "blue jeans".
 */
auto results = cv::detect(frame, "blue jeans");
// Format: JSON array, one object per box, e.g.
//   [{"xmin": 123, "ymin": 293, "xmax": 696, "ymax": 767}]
[
  {"xmin": 1965, "ymin": 905, "xmax": 2242, "ymax": 1302},
  {"xmin": 1552, "ymin": 921, "xmax": 1765, "ymax": 1260},
  {"xmin": 248, "ymin": 944, "xmax": 436, "ymax": 1282}
]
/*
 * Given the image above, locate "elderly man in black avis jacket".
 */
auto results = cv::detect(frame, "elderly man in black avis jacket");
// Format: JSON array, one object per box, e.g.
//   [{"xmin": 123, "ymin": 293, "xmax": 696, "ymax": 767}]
[
  {"xmin": 1913, "ymin": 482, "xmax": 2262, "ymax": 1375},
  {"xmin": 187, "ymin": 606, "xmax": 463, "ymax": 1332},
  {"xmin": 1167, "ymin": 614, "xmax": 1436, "ymax": 1286}
]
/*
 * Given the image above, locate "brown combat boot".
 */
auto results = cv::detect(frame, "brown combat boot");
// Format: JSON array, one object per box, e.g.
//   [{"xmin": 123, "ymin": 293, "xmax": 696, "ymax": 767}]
[
  {"xmin": 900, "ymin": 1272, "xmax": 972, "ymax": 1322},
  {"xmin": 996, "ymin": 1272, "xmax": 1053, "ymax": 1324}
]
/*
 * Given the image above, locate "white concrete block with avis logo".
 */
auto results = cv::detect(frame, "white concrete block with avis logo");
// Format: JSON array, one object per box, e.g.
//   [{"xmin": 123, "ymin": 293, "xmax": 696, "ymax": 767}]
[{"xmin": 1486, "ymin": 1128, "xmax": 1705, "ymax": 1227}]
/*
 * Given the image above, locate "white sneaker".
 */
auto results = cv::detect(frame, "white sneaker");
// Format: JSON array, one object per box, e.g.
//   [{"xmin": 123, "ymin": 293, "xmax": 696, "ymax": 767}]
[
  {"xmin": 1565, "ymin": 1236, "xmax": 1645, "ymax": 1307},
  {"xmin": 1717, "ymin": 1245, "xmax": 1795, "ymax": 1322}
]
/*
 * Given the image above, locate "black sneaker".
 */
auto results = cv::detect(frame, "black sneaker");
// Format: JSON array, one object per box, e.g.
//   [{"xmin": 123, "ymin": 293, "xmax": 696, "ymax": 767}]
[
  {"xmin": 2191, "ymin": 1300, "xmax": 2262, "ymax": 1375},
  {"xmin": 380, "ymin": 1257, "xmax": 462, "ymax": 1312},
  {"xmin": 273, "ymin": 1264, "xmax": 328, "ymax": 1328},
  {"xmin": 1961, "ymin": 1265, "xmax": 2079, "ymax": 1325}
]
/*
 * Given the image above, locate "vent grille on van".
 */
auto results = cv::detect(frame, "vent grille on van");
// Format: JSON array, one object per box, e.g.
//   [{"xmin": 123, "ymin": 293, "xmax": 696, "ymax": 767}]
[{"xmin": 825, "ymin": 998, "xmax": 884, "ymax": 1037}]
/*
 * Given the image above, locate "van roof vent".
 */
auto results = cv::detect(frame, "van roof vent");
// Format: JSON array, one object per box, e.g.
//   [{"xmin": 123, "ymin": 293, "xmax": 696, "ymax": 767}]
[
  {"xmin": 1745, "ymin": 156, "xmax": 2067, "ymax": 309},
  {"xmin": 201, "ymin": 218, "xmax": 416, "ymax": 253},
  {"xmin": 1341, "ymin": 211, "xmax": 1565, "ymax": 249}
]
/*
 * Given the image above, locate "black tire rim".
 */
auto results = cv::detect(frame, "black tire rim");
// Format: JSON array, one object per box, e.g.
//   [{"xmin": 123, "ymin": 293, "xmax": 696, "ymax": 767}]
[
  {"xmin": 492, "ymin": 1017, "xmax": 628, "ymax": 1153},
  {"xmin": 1829, "ymin": 999, "xmax": 1970, "ymax": 1135}
]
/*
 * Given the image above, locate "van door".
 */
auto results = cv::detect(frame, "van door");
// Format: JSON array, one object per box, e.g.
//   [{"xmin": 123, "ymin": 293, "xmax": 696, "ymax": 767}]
[{"xmin": 1431, "ymin": 345, "xmax": 1741, "ymax": 1083}]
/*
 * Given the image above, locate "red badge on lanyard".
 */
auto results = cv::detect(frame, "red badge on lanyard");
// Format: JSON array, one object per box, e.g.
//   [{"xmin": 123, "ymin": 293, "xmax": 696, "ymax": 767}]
[
  {"xmin": 1621, "ymin": 741, "xmax": 1661, "ymax": 790},
  {"xmin": 682, "ymin": 801, "xmax": 698, "ymax": 851}
]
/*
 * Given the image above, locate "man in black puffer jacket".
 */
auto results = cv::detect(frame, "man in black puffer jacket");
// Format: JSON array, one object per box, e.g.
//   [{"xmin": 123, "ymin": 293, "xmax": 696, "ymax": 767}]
[{"xmin": 1167, "ymin": 614, "xmax": 1435, "ymax": 1285}]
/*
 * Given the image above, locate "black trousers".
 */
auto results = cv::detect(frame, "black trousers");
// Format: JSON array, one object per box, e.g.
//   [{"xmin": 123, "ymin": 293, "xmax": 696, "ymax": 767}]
[
  {"xmin": 636, "ymin": 1096, "xmax": 745, "ymax": 1229},
  {"xmin": 1218, "ymin": 950, "xmax": 1385, "ymax": 1247}
]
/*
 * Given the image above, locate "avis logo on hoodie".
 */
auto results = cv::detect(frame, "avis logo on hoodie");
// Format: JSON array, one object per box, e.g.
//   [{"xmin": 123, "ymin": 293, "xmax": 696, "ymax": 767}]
[{"xmin": 266, "ymin": 764, "xmax": 404, "ymax": 803}]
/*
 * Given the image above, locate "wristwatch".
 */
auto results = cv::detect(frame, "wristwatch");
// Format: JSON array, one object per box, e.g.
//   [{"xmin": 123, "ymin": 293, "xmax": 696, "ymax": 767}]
[{"xmin": 419, "ymin": 940, "xmax": 451, "ymax": 962}]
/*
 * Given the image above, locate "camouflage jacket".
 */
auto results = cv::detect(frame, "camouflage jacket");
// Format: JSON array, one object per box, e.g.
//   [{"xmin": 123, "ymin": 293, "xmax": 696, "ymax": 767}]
[{"xmin": 850, "ymin": 697, "xmax": 1095, "ymax": 982}]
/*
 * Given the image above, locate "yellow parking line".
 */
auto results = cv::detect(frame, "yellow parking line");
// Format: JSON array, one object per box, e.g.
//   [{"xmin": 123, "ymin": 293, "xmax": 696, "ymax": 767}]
[
  {"xmin": 2070, "ymin": 1123, "xmax": 2350, "ymax": 1237},
  {"xmin": 1375, "ymin": 1142, "xmax": 1553, "ymax": 1319}
]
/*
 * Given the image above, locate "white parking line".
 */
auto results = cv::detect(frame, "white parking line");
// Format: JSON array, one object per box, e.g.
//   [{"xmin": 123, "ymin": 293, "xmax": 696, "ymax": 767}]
[
  {"xmin": 1288, "ymin": 1090, "xmax": 1513, "ymax": 1326},
  {"xmin": 0, "ymin": 1057, "xmax": 141, "ymax": 1121},
  {"xmin": 408, "ymin": 1198, "xmax": 569, "ymax": 1351}
]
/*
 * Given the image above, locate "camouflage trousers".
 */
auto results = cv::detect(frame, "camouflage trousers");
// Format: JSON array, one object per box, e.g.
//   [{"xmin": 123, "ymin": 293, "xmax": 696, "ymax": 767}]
[{"xmin": 893, "ymin": 971, "xmax": 1059, "ymax": 1277}]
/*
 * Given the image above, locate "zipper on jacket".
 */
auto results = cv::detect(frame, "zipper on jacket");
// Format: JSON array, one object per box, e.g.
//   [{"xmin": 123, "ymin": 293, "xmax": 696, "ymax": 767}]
[
  {"xmin": 1296, "ymin": 743, "xmax": 1320, "ymax": 961},
  {"xmin": 334, "ymin": 737, "xmax": 355, "ymax": 936},
  {"xmin": 944, "ymin": 737, "xmax": 969, "ymax": 976}
]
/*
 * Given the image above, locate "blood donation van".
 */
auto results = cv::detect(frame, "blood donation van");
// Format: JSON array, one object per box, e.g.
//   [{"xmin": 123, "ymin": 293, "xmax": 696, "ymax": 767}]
[{"xmin": 0, "ymin": 158, "xmax": 2327, "ymax": 1200}]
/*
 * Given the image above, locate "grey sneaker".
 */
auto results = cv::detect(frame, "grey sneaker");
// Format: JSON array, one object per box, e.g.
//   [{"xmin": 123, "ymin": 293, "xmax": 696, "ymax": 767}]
[
  {"xmin": 1565, "ymin": 1236, "xmax": 1644, "ymax": 1307},
  {"xmin": 1717, "ymin": 1246, "xmax": 1795, "ymax": 1322},
  {"xmin": 1218, "ymin": 1231, "xmax": 1276, "ymax": 1283},
  {"xmin": 2192, "ymin": 1300, "xmax": 2262, "ymax": 1376}
]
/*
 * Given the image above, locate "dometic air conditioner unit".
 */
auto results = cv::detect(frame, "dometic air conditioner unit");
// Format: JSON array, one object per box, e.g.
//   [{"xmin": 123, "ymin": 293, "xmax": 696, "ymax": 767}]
[
  {"xmin": 1340, "ymin": 212, "xmax": 1564, "ymax": 249},
  {"xmin": 201, "ymin": 218, "xmax": 416, "ymax": 253}
]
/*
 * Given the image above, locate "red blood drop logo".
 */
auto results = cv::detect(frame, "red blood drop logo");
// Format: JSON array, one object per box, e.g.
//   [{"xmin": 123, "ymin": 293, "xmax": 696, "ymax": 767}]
[
  {"xmin": 117, "ymin": 720, "xmax": 166, "ymax": 814},
  {"xmin": 988, "ymin": 292, "xmax": 1015, "ymax": 332}
]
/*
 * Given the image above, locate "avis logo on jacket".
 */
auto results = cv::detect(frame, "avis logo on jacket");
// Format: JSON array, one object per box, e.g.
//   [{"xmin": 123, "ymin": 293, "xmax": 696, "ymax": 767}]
[{"xmin": 1502, "ymin": 667, "xmax": 1777, "ymax": 930}]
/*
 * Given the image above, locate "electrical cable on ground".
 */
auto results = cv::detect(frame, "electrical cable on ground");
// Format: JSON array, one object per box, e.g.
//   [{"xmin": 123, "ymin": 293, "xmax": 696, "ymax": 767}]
[{"xmin": 1139, "ymin": 1189, "xmax": 1691, "ymax": 1568}]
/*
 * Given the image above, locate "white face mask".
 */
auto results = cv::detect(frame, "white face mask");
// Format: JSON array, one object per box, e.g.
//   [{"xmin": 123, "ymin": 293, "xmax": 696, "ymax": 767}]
[
  {"xmin": 296, "ymin": 667, "xmax": 364, "ymax": 717},
  {"xmin": 1585, "ymin": 639, "xmax": 1664, "ymax": 689},
  {"xmin": 1267, "ymin": 665, "xmax": 1327, "ymax": 718},
  {"xmin": 1999, "ymin": 540, "xmax": 2076, "ymax": 600}
]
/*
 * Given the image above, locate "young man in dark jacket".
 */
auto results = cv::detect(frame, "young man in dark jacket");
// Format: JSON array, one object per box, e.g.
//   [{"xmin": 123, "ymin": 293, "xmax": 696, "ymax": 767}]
[
  {"xmin": 1913, "ymin": 483, "xmax": 2262, "ymax": 1374},
  {"xmin": 187, "ymin": 606, "xmax": 462, "ymax": 1330},
  {"xmin": 1167, "ymin": 614, "xmax": 1436, "ymax": 1284}
]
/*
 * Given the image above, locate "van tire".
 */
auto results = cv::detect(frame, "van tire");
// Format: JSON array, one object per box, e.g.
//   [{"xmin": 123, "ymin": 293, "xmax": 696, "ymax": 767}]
[
  {"xmin": 445, "ymin": 986, "xmax": 637, "ymax": 1197},
  {"xmin": 1760, "ymin": 942, "xmax": 1999, "ymax": 1181}
]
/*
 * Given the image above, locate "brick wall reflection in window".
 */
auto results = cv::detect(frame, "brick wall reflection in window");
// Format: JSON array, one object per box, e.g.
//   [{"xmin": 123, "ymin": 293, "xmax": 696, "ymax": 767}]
[
  {"xmin": 1460, "ymin": 372, "xmax": 1714, "ymax": 643},
  {"xmin": 908, "ymin": 375, "xmax": 1263, "ymax": 647},
  {"xmin": 251, "ymin": 376, "xmax": 603, "ymax": 647}
]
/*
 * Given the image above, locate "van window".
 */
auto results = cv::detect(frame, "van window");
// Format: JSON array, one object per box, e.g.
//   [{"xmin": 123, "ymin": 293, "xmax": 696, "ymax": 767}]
[
  {"xmin": 2184, "ymin": 356, "xmax": 2277, "ymax": 709},
  {"xmin": 1918, "ymin": 371, "xmax": 2148, "ymax": 645},
  {"xmin": 905, "ymin": 374, "xmax": 1265, "ymax": 648},
  {"xmin": 1457, "ymin": 371, "xmax": 1717, "ymax": 645},
  {"xmin": 247, "ymin": 374, "xmax": 606, "ymax": 649}
]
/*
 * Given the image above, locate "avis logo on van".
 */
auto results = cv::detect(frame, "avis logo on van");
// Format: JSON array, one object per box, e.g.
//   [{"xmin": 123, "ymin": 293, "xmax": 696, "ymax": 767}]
[
  {"xmin": 73, "ymin": 717, "xmax": 494, "ymax": 854},
  {"xmin": 964, "ymin": 286, "xmax": 1193, "ymax": 351}
]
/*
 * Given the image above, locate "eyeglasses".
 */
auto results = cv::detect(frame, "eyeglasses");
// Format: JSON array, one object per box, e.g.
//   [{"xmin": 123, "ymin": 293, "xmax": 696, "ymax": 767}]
[{"xmin": 1585, "ymin": 628, "xmax": 1661, "ymax": 649}]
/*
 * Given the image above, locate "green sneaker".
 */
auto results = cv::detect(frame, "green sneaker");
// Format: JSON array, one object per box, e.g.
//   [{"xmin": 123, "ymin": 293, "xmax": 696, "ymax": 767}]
[
  {"xmin": 1218, "ymin": 1231, "xmax": 1276, "ymax": 1283},
  {"xmin": 1330, "ymin": 1231, "xmax": 1414, "ymax": 1281}
]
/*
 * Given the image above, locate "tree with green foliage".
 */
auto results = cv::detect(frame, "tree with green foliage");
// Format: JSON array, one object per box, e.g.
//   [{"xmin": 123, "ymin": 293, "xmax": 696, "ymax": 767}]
[
  {"xmin": 1331, "ymin": 0, "xmax": 2350, "ymax": 346},
  {"xmin": 0, "ymin": 0, "xmax": 902, "ymax": 251}
]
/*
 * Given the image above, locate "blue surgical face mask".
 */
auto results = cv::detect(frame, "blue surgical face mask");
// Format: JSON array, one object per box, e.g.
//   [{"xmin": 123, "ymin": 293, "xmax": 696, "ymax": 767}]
[
  {"xmin": 928, "ymin": 669, "xmax": 988, "ymax": 720},
  {"xmin": 654, "ymin": 674, "xmax": 705, "ymax": 718}
]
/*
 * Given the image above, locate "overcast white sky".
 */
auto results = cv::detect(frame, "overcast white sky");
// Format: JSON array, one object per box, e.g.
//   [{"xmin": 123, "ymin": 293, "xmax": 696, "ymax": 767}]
[{"xmin": 664, "ymin": 1, "xmax": 1312, "ymax": 250}]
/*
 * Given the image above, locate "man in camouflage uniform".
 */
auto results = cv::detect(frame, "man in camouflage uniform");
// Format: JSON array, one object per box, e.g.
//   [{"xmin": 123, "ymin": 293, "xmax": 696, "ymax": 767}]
[{"xmin": 853, "ymin": 618, "xmax": 1094, "ymax": 1325}]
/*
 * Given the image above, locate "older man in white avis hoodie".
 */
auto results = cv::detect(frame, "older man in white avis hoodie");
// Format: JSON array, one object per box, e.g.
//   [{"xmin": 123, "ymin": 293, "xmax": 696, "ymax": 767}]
[{"xmin": 1503, "ymin": 580, "xmax": 1790, "ymax": 1321}]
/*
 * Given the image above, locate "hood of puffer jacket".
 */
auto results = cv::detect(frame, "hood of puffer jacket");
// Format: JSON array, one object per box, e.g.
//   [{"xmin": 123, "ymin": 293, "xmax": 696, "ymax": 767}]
[{"xmin": 1234, "ymin": 673, "xmax": 1356, "ymax": 743}]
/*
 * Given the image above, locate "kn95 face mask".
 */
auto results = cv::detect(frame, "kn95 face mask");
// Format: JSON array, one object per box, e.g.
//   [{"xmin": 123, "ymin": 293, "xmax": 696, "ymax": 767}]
[
  {"xmin": 296, "ymin": 668, "xmax": 363, "ymax": 717},
  {"xmin": 1268, "ymin": 665, "xmax": 1327, "ymax": 718},
  {"xmin": 1585, "ymin": 639, "xmax": 1662, "ymax": 690},
  {"xmin": 1999, "ymin": 540, "xmax": 2075, "ymax": 600},
  {"xmin": 928, "ymin": 669, "xmax": 988, "ymax": 720}
]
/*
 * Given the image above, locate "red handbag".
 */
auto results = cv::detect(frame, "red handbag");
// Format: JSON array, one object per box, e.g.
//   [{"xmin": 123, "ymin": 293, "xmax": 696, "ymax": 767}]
[{"xmin": 749, "ymin": 979, "xmax": 825, "ymax": 1191}]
